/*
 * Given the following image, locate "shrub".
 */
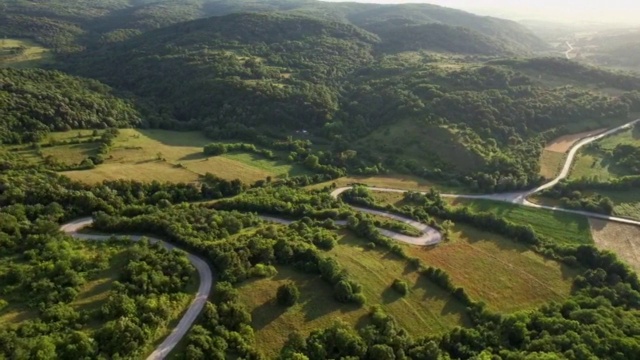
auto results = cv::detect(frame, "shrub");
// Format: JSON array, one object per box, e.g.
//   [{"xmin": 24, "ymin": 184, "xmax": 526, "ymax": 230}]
[
  {"xmin": 276, "ymin": 282, "xmax": 300, "ymax": 307},
  {"xmin": 392, "ymin": 279, "xmax": 409, "ymax": 296}
]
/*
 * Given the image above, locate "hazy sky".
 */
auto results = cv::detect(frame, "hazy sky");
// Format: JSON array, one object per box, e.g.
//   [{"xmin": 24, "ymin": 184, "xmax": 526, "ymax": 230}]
[{"xmin": 319, "ymin": 0, "xmax": 640, "ymax": 25}]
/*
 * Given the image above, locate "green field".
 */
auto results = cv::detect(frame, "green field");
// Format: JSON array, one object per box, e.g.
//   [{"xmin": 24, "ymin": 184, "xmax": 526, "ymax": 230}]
[
  {"xmin": 9, "ymin": 129, "xmax": 310, "ymax": 184},
  {"xmin": 0, "ymin": 38, "xmax": 52, "ymax": 68},
  {"xmin": 237, "ymin": 232, "xmax": 469, "ymax": 358},
  {"xmin": 448, "ymin": 199, "xmax": 593, "ymax": 245},
  {"xmin": 405, "ymin": 224, "xmax": 578, "ymax": 312},
  {"xmin": 570, "ymin": 127, "xmax": 640, "ymax": 181},
  {"xmin": 368, "ymin": 192, "xmax": 593, "ymax": 245}
]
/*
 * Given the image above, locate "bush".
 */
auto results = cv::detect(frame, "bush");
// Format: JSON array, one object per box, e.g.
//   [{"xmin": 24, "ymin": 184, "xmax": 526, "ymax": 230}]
[
  {"xmin": 204, "ymin": 143, "xmax": 227, "ymax": 156},
  {"xmin": 276, "ymin": 282, "xmax": 300, "ymax": 307},
  {"xmin": 351, "ymin": 293, "xmax": 367, "ymax": 306},
  {"xmin": 392, "ymin": 279, "xmax": 409, "ymax": 296}
]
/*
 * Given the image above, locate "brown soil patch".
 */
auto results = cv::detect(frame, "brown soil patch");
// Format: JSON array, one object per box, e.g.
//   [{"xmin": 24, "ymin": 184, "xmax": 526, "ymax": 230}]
[
  {"xmin": 545, "ymin": 128, "xmax": 606, "ymax": 153},
  {"xmin": 590, "ymin": 219, "xmax": 640, "ymax": 273}
]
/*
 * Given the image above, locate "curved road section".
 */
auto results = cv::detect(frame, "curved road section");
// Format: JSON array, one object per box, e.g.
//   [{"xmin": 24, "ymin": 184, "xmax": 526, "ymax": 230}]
[
  {"xmin": 330, "ymin": 119, "xmax": 640, "ymax": 228},
  {"xmin": 62, "ymin": 211, "xmax": 442, "ymax": 358},
  {"xmin": 57, "ymin": 119, "xmax": 638, "ymax": 358},
  {"xmin": 60, "ymin": 218, "xmax": 213, "ymax": 360}
]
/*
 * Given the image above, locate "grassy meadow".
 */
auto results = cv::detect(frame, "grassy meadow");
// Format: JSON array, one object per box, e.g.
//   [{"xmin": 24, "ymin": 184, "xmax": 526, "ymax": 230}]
[
  {"xmin": 369, "ymin": 191, "xmax": 593, "ymax": 245},
  {"xmin": 237, "ymin": 231, "xmax": 470, "ymax": 358},
  {"xmin": 448, "ymin": 198, "xmax": 593, "ymax": 245},
  {"xmin": 405, "ymin": 224, "xmax": 578, "ymax": 312},
  {"xmin": 9, "ymin": 129, "xmax": 310, "ymax": 184},
  {"xmin": 0, "ymin": 38, "xmax": 52, "ymax": 68},
  {"xmin": 570, "ymin": 127, "xmax": 640, "ymax": 181},
  {"xmin": 539, "ymin": 150, "xmax": 565, "ymax": 179}
]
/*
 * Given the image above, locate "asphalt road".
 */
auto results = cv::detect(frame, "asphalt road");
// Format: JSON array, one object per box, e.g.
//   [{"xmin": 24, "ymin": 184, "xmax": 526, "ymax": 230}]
[
  {"xmin": 58, "ymin": 119, "xmax": 639, "ymax": 358},
  {"xmin": 61, "ymin": 209, "xmax": 442, "ymax": 359},
  {"xmin": 60, "ymin": 218, "xmax": 213, "ymax": 360},
  {"xmin": 331, "ymin": 119, "xmax": 640, "ymax": 228}
]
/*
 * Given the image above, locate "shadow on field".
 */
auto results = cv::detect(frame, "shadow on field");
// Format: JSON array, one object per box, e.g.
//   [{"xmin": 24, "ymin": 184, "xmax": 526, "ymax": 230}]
[
  {"xmin": 381, "ymin": 286, "xmax": 402, "ymax": 304},
  {"xmin": 179, "ymin": 152, "xmax": 207, "ymax": 161},
  {"xmin": 251, "ymin": 300, "xmax": 286, "ymax": 331}
]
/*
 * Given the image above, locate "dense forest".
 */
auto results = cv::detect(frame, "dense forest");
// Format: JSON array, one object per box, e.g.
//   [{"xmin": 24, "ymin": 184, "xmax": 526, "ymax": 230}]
[{"xmin": 0, "ymin": 68, "xmax": 141, "ymax": 144}]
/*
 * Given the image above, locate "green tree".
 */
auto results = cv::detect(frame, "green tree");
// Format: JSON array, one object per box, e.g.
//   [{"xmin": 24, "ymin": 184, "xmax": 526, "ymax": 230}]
[{"xmin": 276, "ymin": 282, "xmax": 300, "ymax": 307}]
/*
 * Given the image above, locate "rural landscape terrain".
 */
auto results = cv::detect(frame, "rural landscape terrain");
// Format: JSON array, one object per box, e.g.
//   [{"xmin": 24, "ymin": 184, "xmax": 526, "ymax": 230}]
[{"xmin": 1, "ymin": 0, "xmax": 640, "ymax": 359}]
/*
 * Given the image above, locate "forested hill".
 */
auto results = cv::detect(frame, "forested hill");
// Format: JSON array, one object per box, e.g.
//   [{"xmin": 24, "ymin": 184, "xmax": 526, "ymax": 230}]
[
  {"xmin": 0, "ymin": 68, "xmax": 141, "ymax": 144},
  {"xmin": 0, "ymin": 0, "xmax": 546, "ymax": 55},
  {"xmin": 65, "ymin": 13, "xmax": 378, "ymax": 129}
]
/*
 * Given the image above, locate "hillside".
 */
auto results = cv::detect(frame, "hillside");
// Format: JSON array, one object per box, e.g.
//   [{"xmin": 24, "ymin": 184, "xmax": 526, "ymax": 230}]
[
  {"xmin": 65, "ymin": 12, "xmax": 378, "ymax": 129},
  {"xmin": 0, "ymin": 68, "xmax": 141, "ymax": 144},
  {"xmin": 0, "ymin": 0, "xmax": 547, "ymax": 55},
  {"xmin": 332, "ymin": 56, "xmax": 637, "ymax": 191}
]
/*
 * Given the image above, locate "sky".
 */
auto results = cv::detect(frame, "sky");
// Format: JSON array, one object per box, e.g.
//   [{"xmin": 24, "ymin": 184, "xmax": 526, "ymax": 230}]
[{"xmin": 319, "ymin": 0, "xmax": 640, "ymax": 25}]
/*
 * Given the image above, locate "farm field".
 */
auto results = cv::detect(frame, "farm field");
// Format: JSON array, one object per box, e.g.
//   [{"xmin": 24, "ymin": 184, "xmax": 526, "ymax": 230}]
[
  {"xmin": 9, "ymin": 129, "xmax": 310, "ymax": 184},
  {"xmin": 569, "ymin": 127, "xmax": 640, "ymax": 181},
  {"xmin": 366, "ymin": 191, "xmax": 593, "ymax": 245},
  {"xmin": 590, "ymin": 219, "xmax": 640, "ymax": 273},
  {"xmin": 307, "ymin": 173, "xmax": 464, "ymax": 193},
  {"xmin": 448, "ymin": 199, "xmax": 593, "ymax": 245},
  {"xmin": 539, "ymin": 150, "xmax": 565, "ymax": 179},
  {"xmin": 405, "ymin": 224, "xmax": 579, "ymax": 312},
  {"xmin": 545, "ymin": 128, "xmax": 606, "ymax": 153},
  {"xmin": 237, "ymin": 232, "xmax": 469, "ymax": 358},
  {"xmin": 0, "ymin": 38, "xmax": 52, "ymax": 68}
]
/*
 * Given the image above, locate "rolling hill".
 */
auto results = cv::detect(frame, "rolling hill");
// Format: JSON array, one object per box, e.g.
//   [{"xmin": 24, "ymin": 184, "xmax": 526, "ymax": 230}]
[{"xmin": 0, "ymin": 0, "xmax": 546, "ymax": 55}]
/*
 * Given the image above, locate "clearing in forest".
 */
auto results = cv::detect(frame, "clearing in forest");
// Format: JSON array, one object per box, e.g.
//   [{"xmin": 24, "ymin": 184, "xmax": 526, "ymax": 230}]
[
  {"xmin": 12, "ymin": 129, "xmax": 310, "ymax": 184},
  {"xmin": 590, "ymin": 219, "xmax": 640, "ymax": 273},
  {"xmin": 0, "ymin": 38, "xmax": 52, "ymax": 68},
  {"xmin": 237, "ymin": 232, "xmax": 469, "ymax": 358},
  {"xmin": 405, "ymin": 224, "xmax": 579, "ymax": 312},
  {"xmin": 539, "ymin": 150, "xmax": 565, "ymax": 179}
]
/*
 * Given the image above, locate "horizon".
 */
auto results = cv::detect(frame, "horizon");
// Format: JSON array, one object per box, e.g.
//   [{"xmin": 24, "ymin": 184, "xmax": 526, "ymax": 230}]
[{"xmin": 319, "ymin": 0, "xmax": 640, "ymax": 26}]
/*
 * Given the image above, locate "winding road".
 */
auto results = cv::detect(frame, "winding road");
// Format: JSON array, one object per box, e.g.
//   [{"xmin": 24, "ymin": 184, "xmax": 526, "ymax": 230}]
[
  {"xmin": 60, "ymin": 118, "xmax": 639, "ymax": 358},
  {"xmin": 332, "ymin": 119, "xmax": 640, "ymax": 228},
  {"xmin": 61, "ymin": 218, "xmax": 213, "ymax": 360},
  {"xmin": 565, "ymin": 41, "xmax": 575, "ymax": 59}
]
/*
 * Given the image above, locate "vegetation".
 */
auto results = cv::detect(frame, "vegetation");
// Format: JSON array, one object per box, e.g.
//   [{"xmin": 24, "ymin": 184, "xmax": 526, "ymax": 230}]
[
  {"xmin": 0, "ymin": 68, "xmax": 140, "ymax": 144},
  {"xmin": 570, "ymin": 127, "xmax": 640, "ymax": 181},
  {"xmin": 0, "ymin": 212, "xmax": 196, "ymax": 359},
  {"xmin": 276, "ymin": 282, "xmax": 300, "ymax": 307},
  {"xmin": 0, "ymin": 38, "xmax": 52, "ymax": 68},
  {"xmin": 539, "ymin": 126, "xmax": 640, "ymax": 217},
  {"xmin": 2, "ymin": 1, "xmax": 640, "ymax": 359}
]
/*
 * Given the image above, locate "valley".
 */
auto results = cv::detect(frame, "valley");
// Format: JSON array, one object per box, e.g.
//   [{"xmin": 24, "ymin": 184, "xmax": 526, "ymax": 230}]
[{"xmin": 1, "ymin": 0, "xmax": 640, "ymax": 359}]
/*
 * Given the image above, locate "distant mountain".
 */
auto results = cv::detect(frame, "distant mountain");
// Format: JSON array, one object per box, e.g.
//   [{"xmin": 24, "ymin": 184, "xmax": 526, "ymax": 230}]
[{"xmin": 0, "ymin": 0, "xmax": 548, "ymax": 55}]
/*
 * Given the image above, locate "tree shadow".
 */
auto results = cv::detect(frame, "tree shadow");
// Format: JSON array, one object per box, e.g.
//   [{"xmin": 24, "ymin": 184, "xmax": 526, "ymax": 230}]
[
  {"xmin": 403, "ymin": 260, "xmax": 419, "ymax": 275},
  {"xmin": 381, "ymin": 286, "xmax": 402, "ymax": 304},
  {"xmin": 251, "ymin": 299, "xmax": 287, "ymax": 331},
  {"xmin": 179, "ymin": 152, "xmax": 208, "ymax": 161}
]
